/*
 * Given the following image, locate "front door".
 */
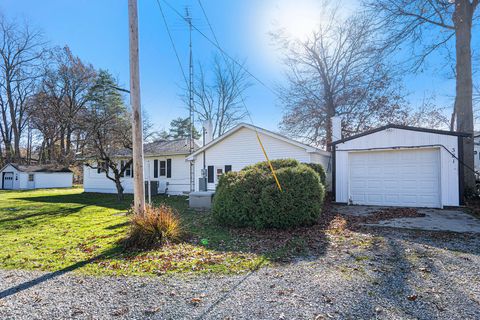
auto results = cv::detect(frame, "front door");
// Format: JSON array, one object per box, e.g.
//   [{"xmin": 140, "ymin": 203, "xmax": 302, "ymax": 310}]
[{"xmin": 3, "ymin": 172, "xmax": 14, "ymax": 189}]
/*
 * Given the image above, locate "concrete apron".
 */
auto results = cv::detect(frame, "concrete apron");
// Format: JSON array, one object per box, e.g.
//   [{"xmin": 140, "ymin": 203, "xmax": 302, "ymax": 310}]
[{"xmin": 336, "ymin": 205, "xmax": 480, "ymax": 234}]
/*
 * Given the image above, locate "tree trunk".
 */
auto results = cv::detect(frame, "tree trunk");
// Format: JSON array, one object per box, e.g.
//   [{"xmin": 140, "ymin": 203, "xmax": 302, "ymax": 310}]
[
  {"xmin": 453, "ymin": 0, "xmax": 475, "ymax": 192},
  {"xmin": 4, "ymin": 140, "xmax": 13, "ymax": 162},
  {"xmin": 115, "ymin": 177, "xmax": 125, "ymax": 201},
  {"xmin": 5, "ymin": 79, "xmax": 22, "ymax": 163},
  {"xmin": 325, "ymin": 96, "xmax": 335, "ymax": 151}
]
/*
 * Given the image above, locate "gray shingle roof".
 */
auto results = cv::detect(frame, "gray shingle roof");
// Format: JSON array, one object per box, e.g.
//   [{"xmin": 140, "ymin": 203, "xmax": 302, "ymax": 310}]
[
  {"xmin": 6, "ymin": 163, "xmax": 72, "ymax": 173},
  {"xmin": 115, "ymin": 139, "xmax": 199, "ymax": 157}
]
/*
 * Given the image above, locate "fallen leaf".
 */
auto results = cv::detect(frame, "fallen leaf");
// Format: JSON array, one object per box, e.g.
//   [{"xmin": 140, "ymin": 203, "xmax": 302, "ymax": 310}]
[{"xmin": 407, "ymin": 294, "xmax": 418, "ymax": 301}]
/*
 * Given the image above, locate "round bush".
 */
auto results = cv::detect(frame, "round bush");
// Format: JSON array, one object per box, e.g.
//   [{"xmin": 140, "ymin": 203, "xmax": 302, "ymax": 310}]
[
  {"xmin": 212, "ymin": 168, "xmax": 268, "ymax": 228},
  {"xmin": 304, "ymin": 163, "xmax": 327, "ymax": 186},
  {"xmin": 242, "ymin": 158, "xmax": 300, "ymax": 173},
  {"xmin": 256, "ymin": 166, "xmax": 324, "ymax": 229},
  {"xmin": 212, "ymin": 159, "xmax": 325, "ymax": 229}
]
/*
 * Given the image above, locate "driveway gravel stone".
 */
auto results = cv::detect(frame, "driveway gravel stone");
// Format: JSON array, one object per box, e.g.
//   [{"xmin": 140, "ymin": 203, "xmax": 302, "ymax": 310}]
[{"xmin": 1, "ymin": 227, "xmax": 479, "ymax": 320}]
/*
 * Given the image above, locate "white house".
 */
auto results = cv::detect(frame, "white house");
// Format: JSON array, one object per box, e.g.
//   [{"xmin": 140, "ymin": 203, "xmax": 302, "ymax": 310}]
[
  {"xmin": 83, "ymin": 139, "xmax": 198, "ymax": 195},
  {"xmin": 186, "ymin": 123, "xmax": 332, "ymax": 192},
  {"xmin": 331, "ymin": 124, "xmax": 468, "ymax": 208},
  {"xmin": 0, "ymin": 163, "xmax": 73, "ymax": 190}
]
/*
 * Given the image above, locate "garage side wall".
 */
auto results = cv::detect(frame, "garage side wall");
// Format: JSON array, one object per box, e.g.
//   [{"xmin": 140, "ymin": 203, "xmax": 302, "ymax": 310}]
[
  {"xmin": 34, "ymin": 173, "xmax": 73, "ymax": 189},
  {"xmin": 334, "ymin": 128, "xmax": 459, "ymax": 207}
]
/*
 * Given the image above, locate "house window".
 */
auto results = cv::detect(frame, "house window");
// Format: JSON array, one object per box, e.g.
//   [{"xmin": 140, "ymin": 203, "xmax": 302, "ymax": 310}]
[
  {"xmin": 225, "ymin": 165, "xmax": 232, "ymax": 173},
  {"xmin": 159, "ymin": 161, "xmax": 166, "ymax": 176},
  {"xmin": 154, "ymin": 159, "xmax": 159, "ymax": 178},
  {"xmin": 166, "ymin": 159, "xmax": 172, "ymax": 178},
  {"xmin": 216, "ymin": 168, "xmax": 223, "ymax": 180},
  {"xmin": 125, "ymin": 163, "xmax": 132, "ymax": 177},
  {"xmin": 207, "ymin": 166, "xmax": 214, "ymax": 183},
  {"xmin": 28, "ymin": 174, "xmax": 34, "ymax": 182},
  {"xmin": 97, "ymin": 162, "xmax": 108, "ymax": 174},
  {"xmin": 120, "ymin": 160, "xmax": 125, "ymax": 177}
]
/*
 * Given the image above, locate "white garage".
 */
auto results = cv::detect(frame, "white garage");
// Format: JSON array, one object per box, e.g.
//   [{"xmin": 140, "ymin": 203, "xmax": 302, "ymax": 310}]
[
  {"xmin": 332, "ymin": 125, "xmax": 468, "ymax": 208},
  {"xmin": 0, "ymin": 163, "xmax": 73, "ymax": 190}
]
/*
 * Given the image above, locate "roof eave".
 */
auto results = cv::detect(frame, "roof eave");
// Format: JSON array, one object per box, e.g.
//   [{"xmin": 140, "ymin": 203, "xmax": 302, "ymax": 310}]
[{"xmin": 329, "ymin": 124, "xmax": 470, "ymax": 146}]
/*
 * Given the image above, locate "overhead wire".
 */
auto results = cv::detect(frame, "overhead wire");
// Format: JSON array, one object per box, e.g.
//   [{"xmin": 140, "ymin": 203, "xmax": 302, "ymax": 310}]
[
  {"xmin": 195, "ymin": 0, "xmax": 283, "ymax": 191},
  {"xmin": 160, "ymin": 0, "xmax": 279, "ymax": 98},
  {"xmin": 154, "ymin": 0, "xmax": 189, "ymax": 86}
]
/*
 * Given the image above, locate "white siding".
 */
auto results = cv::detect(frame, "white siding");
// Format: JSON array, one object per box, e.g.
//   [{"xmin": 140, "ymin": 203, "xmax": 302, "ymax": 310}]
[
  {"xmin": 34, "ymin": 173, "xmax": 73, "ymax": 189},
  {"xmin": 310, "ymin": 152, "xmax": 332, "ymax": 190},
  {"xmin": 192, "ymin": 127, "xmax": 330, "ymax": 191},
  {"xmin": 0, "ymin": 164, "xmax": 72, "ymax": 190},
  {"xmin": 83, "ymin": 154, "xmax": 190, "ymax": 195},
  {"xmin": 334, "ymin": 128, "xmax": 460, "ymax": 207}
]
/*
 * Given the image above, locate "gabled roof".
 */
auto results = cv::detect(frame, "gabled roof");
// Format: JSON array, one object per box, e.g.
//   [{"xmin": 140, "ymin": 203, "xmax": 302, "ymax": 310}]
[
  {"xmin": 186, "ymin": 123, "xmax": 330, "ymax": 160},
  {"xmin": 114, "ymin": 138, "xmax": 200, "ymax": 157},
  {"xmin": 0, "ymin": 163, "xmax": 72, "ymax": 173},
  {"xmin": 330, "ymin": 124, "xmax": 470, "ymax": 146}
]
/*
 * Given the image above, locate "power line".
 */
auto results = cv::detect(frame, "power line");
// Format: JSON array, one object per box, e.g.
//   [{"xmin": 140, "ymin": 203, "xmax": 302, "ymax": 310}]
[
  {"xmin": 196, "ymin": 0, "xmax": 254, "ymax": 125},
  {"xmin": 154, "ymin": 0, "xmax": 188, "ymax": 86},
  {"xmin": 195, "ymin": 0, "xmax": 282, "ymax": 192},
  {"xmin": 160, "ymin": 0, "xmax": 278, "ymax": 98}
]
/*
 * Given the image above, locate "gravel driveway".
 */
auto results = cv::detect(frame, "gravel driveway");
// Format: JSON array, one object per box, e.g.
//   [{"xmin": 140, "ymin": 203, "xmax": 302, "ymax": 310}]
[{"xmin": 1, "ymin": 227, "xmax": 480, "ymax": 320}]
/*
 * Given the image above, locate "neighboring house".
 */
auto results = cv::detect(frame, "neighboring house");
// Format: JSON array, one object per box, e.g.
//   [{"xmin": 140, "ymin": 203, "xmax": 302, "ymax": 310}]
[
  {"xmin": 83, "ymin": 139, "xmax": 199, "ymax": 195},
  {"xmin": 331, "ymin": 124, "xmax": 468, "ymax": 208},
  {"xmin": 186, "ymin": 123, "xmax": 332, "ymax": 192},
  {"xmin": 0, "ymin": 163, "xmax": 73, "ymax": 190}
]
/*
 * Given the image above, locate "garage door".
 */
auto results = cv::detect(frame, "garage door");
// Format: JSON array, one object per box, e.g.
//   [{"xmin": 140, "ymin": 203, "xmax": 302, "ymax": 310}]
[
  {"xmin": 3, "ymin": 172, "xmax": 14, "ymax": 189},
  {"xmin": 349, "ymin": 148, "xmax": 441, "ymax": 208}
]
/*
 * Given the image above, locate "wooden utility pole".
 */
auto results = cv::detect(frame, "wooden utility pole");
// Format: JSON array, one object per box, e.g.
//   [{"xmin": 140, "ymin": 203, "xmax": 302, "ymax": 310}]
[{"xmin": 128, "ymin": 0, "xmax": 145, "ymax": 214}]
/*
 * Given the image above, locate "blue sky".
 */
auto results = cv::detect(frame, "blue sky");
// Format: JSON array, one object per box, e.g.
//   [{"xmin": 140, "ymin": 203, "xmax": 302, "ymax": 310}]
[{"xmin": 1, "ymin": 0, "xmax": 467, "ymax": 132}]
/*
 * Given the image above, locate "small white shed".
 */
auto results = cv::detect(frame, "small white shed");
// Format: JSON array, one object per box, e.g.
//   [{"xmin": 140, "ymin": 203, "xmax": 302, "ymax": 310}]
[
  {"xmin": 331, "ymin": 125, "xmax": 468, "ymax": 208},
  {"xmin": 0, "ymin": 164, "xmax": 73, "ymax": 190},
  {"xmin": 186, "ymin": 123, "xmax": 331, "ymax": 192}
]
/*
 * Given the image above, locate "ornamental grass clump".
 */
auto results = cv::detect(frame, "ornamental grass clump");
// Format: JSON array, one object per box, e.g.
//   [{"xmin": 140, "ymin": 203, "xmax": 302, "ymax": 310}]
[{"xmin": 123, "ymin": 204, "xmax": 183, "ymax": 250}]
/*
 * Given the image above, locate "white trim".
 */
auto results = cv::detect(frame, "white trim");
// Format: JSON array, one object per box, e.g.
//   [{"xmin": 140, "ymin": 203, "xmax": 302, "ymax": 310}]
[{"xmin": 186, "ymin": 123, "xmax": 329, "ymax": 160}]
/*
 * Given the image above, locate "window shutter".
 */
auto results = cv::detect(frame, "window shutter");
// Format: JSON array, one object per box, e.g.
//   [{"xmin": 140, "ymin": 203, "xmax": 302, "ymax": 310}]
[
  {"xmin": 207, "ymin": 165, "xmax": 214, "ymax": 183},
  {"xmin": 120, "ymin": 160, "xmax": 125, "ymax": 177},
  {"xmin": 166, "ymin": 159, "xmax": 172, "ymax": 178},
  {"xmin": 154, "ymin": 159, "xmax": 158, "ymax": 178}
]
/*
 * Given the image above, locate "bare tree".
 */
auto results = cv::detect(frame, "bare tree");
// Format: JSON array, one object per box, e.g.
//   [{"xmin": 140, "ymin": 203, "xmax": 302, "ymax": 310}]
[
  {"xmin": 193, "ymin": 55, "xmax": 250, "ymax": 139},
  {"xmin": 363, "ymin": 0, "xmax": 479, "ymax": 190},
  {"xmin": 34, "ymin": 46, "xmax": 96, "ymax": 164},
  {"xmin": 0, "ymin": 16, "xmax": 45, "ymax": 163},
  {"xmin": 274, "ymin": 10, "xmax": 416, "ymax": 148}
]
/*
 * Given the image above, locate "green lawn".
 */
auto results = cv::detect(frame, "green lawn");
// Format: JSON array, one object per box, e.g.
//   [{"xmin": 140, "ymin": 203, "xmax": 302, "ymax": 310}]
[{"xmin": 0, "ymin": 188, "xmax": 267, "ymax": 276}]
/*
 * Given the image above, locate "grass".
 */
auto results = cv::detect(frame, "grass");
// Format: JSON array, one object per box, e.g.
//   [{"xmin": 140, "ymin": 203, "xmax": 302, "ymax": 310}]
[{"xmin": 0, "ymin": 188, "xmax": 265, "ymax": 276}]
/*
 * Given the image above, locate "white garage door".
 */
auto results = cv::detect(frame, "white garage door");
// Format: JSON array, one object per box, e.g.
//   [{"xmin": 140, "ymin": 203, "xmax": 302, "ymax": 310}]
[
  {"xmin": 3, "ymin": 172, "xmax": 14, "ymax": 189},
  {"xmin": 349, "ymin": 148, "xmax": 441, "ymax": 208}
]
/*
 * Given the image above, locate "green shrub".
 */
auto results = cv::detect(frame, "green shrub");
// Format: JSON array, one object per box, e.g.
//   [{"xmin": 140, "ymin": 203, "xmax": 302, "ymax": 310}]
[
  {"xmin": 256, "ymin": 166, "xmax": 324, "ymax": 229},
  {"xmin": 212, "ymin": 169, "xmax": 267, "ymax": 227},
  {"xmin": 213, "ymin": 159, "xmax": 325, "ymax": 229},
  {"xmin": 304, "ymin": 163, "xmax": 327, "ymax": 186},
  {"xmin": 241, "ymin": 158, "xmax": 300, "ymax": 173}
]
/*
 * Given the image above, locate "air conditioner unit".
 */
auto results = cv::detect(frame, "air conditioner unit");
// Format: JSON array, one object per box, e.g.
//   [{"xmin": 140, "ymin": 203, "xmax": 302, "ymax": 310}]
[{"xmin": 158, "ymin": 180, "xmax": 168, "ymax": 194}]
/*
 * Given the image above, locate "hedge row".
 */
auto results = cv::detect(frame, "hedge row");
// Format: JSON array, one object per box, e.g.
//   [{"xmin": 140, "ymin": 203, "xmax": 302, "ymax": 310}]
[{"xmin": 212, "ymin": 159, "xmax": 325, "ymax": 229}]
